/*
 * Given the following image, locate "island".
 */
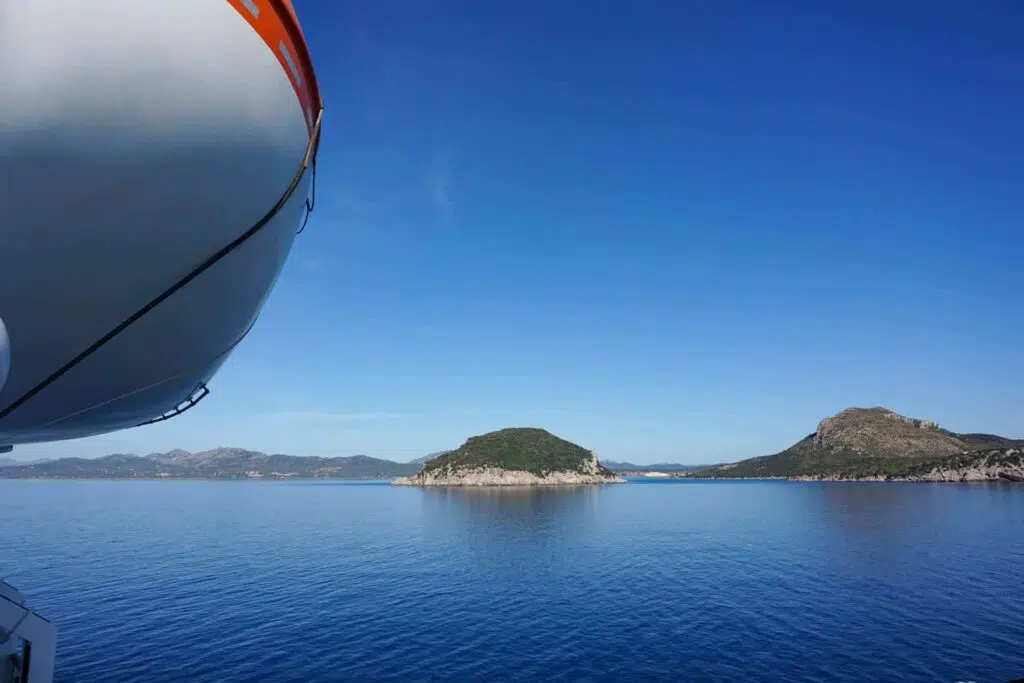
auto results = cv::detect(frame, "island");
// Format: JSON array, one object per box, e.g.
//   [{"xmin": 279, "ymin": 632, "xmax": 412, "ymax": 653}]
[
  {"xmin": 692, "ymin": 407, "xmax": 1024, "ymax": 482},
  {"xmin": 392, "ymin": 427, "xmax": 626, "ymax": 486}
]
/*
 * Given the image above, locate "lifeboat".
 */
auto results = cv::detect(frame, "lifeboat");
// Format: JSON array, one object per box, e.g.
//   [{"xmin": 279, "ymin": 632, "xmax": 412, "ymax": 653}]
[{"xmin": 0, "ymin": 0, "xmax": 323, "ymax": 446}]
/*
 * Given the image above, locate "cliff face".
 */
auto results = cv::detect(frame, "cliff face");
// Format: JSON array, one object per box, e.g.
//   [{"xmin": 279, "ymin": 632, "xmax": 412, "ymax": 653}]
[
  {"xmin": 910, "ymin": 450, "xmax": 1024, "ymax": 482},
  {"xmin": 812, "ymin": 407, "xmax": 966, "ymax": 458},
  {"xmin": 393, "ymin": 428, "xmax": 624, "ymax": 487}
]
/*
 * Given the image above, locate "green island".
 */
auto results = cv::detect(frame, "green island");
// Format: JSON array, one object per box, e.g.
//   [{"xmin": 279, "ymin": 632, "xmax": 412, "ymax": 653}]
[
  {"xmin": 687, "ymin": 407, "xmax": 1024, "ymax": 482},
  {"xmin": 393, "ymin": 427, "xmax": 624, "ymax": 486}
]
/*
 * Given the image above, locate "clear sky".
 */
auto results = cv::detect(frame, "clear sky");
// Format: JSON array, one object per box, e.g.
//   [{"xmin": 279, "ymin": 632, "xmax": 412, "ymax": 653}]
[{"xmin": 18, "ymin": 0, "xmax": 1023, "ymax": 464}]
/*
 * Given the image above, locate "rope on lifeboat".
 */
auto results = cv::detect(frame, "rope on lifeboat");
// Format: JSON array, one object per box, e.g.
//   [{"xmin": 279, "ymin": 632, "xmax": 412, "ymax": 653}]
[{"xmin": 0, "ymin": 109, "xmax": 323, "ymax": 423}]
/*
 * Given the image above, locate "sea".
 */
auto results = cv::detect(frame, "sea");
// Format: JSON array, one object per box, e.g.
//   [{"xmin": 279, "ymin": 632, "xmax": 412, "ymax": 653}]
[{"xmin": 1, "ymin": 478, "xmax": 1022, "ymax": 683}]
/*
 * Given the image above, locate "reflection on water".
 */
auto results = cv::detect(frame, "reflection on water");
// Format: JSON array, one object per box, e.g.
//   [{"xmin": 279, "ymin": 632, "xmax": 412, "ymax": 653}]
[
  {"xmin": 419, "ymin": 486, "xmax": 602, "ymax": 553},
  {"xmin": 809, "ymin": 482, "xmax": 946, "ymax": 581},
  {"xmin": 817, "ymin": 482, "xmax": 934, "ymax": 535},
  {"xmin": 809, "ymin": 481, "xmax": 1024, "ymax": 593}
]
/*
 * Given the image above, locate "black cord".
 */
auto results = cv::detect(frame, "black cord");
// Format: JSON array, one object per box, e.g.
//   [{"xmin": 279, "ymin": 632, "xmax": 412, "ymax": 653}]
[
  {"xmin": 296, "ymin": 157, "xmax": 317, "ymax": 235},
  {"xmin": 0, "ymin": 109, "xmax": 323, "ymax": 423}
]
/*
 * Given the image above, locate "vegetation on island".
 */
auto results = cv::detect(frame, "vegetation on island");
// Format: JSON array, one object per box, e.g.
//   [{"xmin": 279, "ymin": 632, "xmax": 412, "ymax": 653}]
[
  {"xmin": 422, "ymin": 427, "xmax": 616, "ymax": 478},
  {"xmin": 693, "ymin": 407, "xmax": 1024, "ymax": 480}
]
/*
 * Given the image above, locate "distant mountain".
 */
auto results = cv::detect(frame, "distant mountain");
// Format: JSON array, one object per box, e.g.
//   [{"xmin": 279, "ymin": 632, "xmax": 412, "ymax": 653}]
[
  {"xmin": 409, "ymin": 450, "xmax": 451, "ymax": 465},
  {"xmin": 699, "ymin": 407, "xmax": 1024, "ymax": 481},
  {"xmin": 0, "ymin": 448, "xmax": 422, "ymax": 480},
  {"xmin": 602, "ymin": 460, "xmax": 712, "ymax": 473},
  {"xmin": 0, "ymin": 456, "xmax": 53, "ymax": 468}
]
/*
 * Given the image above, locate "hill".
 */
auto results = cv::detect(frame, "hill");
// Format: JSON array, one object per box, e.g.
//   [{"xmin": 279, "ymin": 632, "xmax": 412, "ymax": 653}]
[
  {"xmin": 394, "ymin": 427, "xmax": 624, "ymax": 486},
  {"xmin": 0, "ymin": 448, "xmax": 422, "ymax": 480},
  {"xmin": 699, "ymin": 407, "xmax": 1024, "ymax": 481}
]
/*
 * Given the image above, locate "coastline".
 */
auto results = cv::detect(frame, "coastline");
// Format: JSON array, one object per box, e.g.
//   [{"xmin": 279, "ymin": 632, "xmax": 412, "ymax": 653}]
[
  {"xmin": 2, "ymin": 475, "xmax": 1020, "ymax": 484},
  {"xmin": 685, "ymin": 477, "xmax": 1021, "ymax": 483},
  {"xmin": 685, "ymin": 473, "xmax": 1024, "ymax": 483},
  {"xmin": 686, "ymin": 451, "xmax": 1024, "ymax": 483},
  {"xmin": 393, "ymin": 466, "xmax": 626, "ymax": 487}
]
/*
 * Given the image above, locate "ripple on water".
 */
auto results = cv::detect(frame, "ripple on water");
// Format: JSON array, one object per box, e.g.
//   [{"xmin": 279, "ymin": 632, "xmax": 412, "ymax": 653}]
[{"xmin": 1, "ymin": 479, "xmax": 1022, "ymax": 683}]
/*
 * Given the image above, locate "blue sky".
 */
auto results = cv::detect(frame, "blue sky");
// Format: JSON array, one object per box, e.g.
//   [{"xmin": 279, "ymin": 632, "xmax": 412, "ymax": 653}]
[{"xmin": 19, "ymin": 0, "xmax": 1024, "ymax": 464}]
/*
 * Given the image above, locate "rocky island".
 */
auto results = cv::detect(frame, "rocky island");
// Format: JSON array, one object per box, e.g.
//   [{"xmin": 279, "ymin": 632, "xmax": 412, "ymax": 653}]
[
  {"xmin": 393, "ymin": 427, "xmax": 625, "ymax": 486},
  {"xmin": 696, "ymin": 407, "xmax": 1024, "ymax": 482}
]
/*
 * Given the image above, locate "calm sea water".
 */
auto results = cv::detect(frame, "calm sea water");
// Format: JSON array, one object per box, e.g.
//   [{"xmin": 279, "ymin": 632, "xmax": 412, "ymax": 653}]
[{"xmin": 1, "ymin": 479, "xmax": 1022, "ymax": 683}]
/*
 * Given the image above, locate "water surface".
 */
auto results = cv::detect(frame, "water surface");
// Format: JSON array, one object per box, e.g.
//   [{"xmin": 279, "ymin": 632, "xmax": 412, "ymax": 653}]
[{"xmin": 1, "ymin": 479, "xmax": 1021, "ymax": 682}]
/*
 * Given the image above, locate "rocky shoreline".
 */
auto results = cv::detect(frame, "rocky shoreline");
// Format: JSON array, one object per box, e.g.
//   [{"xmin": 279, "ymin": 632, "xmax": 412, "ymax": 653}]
[
  {"xmin": 793, "ymin": 449, "xmax": 1024, "ymax": 483},
  {"xmin": 791, "ymin": 466, "xmax": 1024, "ymax": 483},
  {"xmin": 393, "ymin": 465, "xmax": 626, "ymax": 487},
  {"xmin": 692, "ymin": 449, "xmax": 1024, "ymax": 483}
]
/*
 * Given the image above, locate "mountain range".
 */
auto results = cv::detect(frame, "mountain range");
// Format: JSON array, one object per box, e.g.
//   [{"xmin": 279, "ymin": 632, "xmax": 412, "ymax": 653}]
[
  {"xmin": 408, "ymin": 451, "xmax": 451, "ymax": 465},
  {"xmin": 602, "ymin": 461, "xmax": 712, "ymax": 473},
  {"xmin": 0, "ymin": 448, "xmax": 422, "ymax": 480},
  {"xmin": 0, "ymin": 456, "xmax": 53, "ymax": 468}
]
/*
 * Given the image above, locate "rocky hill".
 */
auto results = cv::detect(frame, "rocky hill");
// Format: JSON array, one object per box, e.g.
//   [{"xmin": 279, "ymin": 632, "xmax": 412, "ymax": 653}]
[
  {"xmin": 700, "ymin": 407, "xmax": 1024, "ymax": 482},
  {"xmin": 394, "ymin": 427, "xmax": 624, "ymax": 486},
  {"xmin": 0, "ymin": 448, "xmax": 422, "ymax": 480}
]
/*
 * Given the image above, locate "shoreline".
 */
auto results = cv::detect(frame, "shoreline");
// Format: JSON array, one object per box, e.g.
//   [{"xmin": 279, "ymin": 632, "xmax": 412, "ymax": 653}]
[
  {"xmin": 393, "ymin": 480, "xmax": 626, "ymax": 487},
  {"xmin": 394, "ymin": 464, "xmax": 626, "ymax": 487},
  {"xmin": 675, "ymin": 475, "xmax": 1023, "ymax": 483},
  {"xmin": 2, "ymin": 475, "xmax": 1020, "ymax": 484}
]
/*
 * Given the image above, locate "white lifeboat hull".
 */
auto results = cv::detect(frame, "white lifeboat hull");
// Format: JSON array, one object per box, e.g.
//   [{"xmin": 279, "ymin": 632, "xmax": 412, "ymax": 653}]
[{"xmin": 0, "ymin": 0, "xmax": 321, "ymax": 444}]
